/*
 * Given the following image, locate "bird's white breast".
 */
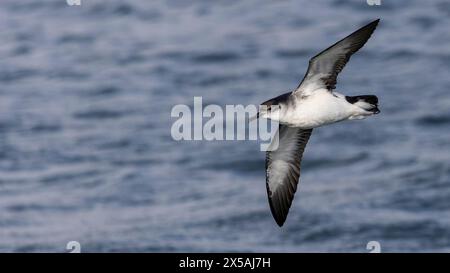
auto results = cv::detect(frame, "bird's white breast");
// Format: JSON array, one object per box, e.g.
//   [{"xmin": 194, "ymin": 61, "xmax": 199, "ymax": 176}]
[{"xmin": 281, "ymin": 90, "xmax": 354, "ymax": 128}]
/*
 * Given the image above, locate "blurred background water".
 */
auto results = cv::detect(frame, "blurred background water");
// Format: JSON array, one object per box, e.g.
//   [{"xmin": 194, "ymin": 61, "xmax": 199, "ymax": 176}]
[{"xmin": 0, "ymin": 0, "xmax": 449, "ymax": 252}]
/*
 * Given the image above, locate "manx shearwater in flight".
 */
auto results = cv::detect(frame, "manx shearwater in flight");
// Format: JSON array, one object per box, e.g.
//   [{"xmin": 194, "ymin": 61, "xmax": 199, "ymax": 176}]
[{"xmin": 256, "ymin": 19, "xmax": 381, "ymax": 226}]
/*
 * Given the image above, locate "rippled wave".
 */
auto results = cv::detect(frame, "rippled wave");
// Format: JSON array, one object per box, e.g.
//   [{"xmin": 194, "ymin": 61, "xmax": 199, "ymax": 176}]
[{"xmin": 0, "ymin": 0, "xmax": 449, "ymax": 252}]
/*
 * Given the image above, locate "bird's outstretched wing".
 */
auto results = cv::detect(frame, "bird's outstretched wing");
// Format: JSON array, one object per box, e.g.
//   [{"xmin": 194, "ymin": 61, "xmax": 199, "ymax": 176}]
[
  {"xmin": 294, "ymin": 19, "xmax": 379, "ymax": 95},
  {"xmin": 266, "ymin": 125, "xmax": 313, "ymax": 227}
]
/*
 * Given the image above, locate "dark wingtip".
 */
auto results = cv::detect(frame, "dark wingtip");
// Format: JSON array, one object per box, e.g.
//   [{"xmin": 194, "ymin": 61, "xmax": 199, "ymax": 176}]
[
  {"xmin": 366, "ymin": 19, "xmax": 380, "ymax": 30},
  {"xmin": 360, "ymin": 19, "xmax": 380, "ymax": 33},
  {"xmin": 268, "ymin": 197, "xmax": 287, "ymax": 227},
  {"xmin": 276, "ymin": 219, "xmax": 285, "ymax": 227},
  {"xmin": 372, "ymin": 19, "xmax": 380, "ymax": 29}
]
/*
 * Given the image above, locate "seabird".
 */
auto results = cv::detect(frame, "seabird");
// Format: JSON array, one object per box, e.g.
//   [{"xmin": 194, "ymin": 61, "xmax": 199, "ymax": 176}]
[{"xmin": 257, "ymin": 19, "xmax": 380, "ymax": 226}]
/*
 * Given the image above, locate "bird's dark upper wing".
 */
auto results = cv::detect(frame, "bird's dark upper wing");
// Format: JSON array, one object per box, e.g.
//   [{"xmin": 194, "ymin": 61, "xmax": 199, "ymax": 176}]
[
  {"xmin": 294, "ymin": 19, "xmax": 379, "ymax": 95},
  {"xmin": 266, "ymin": 125, "xmax": 313, "ymax": 227}
]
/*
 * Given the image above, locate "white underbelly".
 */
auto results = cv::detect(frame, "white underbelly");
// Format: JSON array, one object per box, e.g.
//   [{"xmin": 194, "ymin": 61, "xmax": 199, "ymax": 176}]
[{"xmin": 281, "ymin": 90, "xmax": 354, "ymax": 128}]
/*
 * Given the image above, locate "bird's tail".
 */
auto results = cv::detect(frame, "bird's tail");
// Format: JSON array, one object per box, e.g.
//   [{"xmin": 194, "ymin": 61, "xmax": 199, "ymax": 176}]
[{"xmin": 345, "ymin": 95, "xmax": 380, "ymax": 114}]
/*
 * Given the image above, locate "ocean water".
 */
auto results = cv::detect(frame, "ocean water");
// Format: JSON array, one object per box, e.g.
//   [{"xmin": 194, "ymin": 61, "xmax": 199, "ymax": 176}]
[{"xmin": 0, "ymin": 0, "xmax": 449, "ymax": 252}]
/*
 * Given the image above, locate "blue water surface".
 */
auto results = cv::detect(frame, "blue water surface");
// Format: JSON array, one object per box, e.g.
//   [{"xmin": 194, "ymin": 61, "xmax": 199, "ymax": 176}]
[{"xmin": 0, "ymin": 0, "xmax": 449, "ymax": 252}]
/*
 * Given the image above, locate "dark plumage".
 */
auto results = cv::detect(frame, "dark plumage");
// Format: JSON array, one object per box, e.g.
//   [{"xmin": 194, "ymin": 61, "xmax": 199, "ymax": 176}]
[{"xmin": 264, "ymin": 19, "xmax": 380, "ymax": 227}]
